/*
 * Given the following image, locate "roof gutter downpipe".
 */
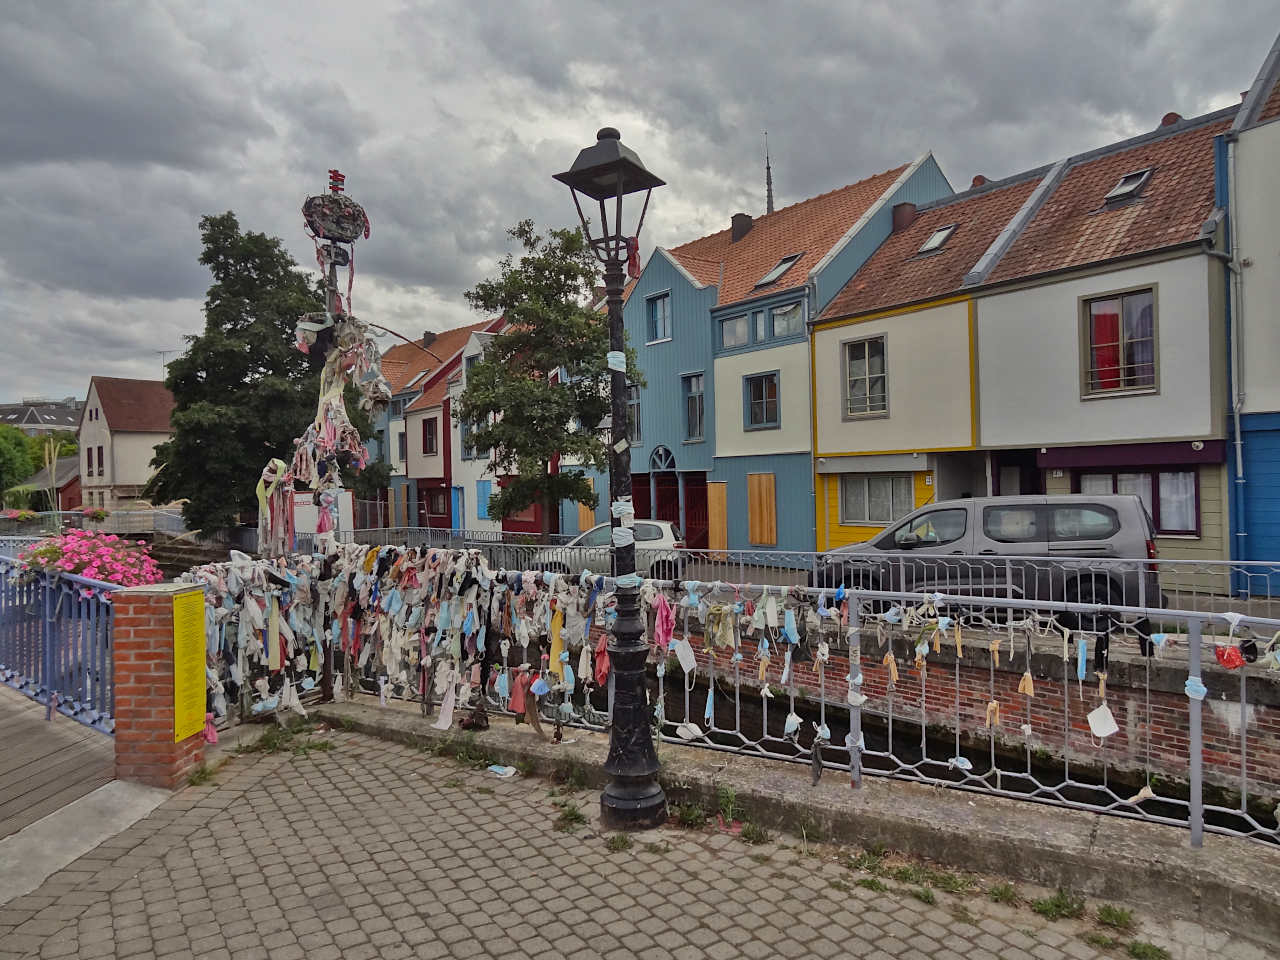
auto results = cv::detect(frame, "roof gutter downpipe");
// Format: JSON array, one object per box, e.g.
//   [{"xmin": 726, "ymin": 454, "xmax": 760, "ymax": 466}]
[
  {"xmin": 1216, "ymin": 131, "xmax": 1247, "ymax": 565},
  {"xmin": 805, "ymin": 280, "xmax": 819, "ymax": 574}
]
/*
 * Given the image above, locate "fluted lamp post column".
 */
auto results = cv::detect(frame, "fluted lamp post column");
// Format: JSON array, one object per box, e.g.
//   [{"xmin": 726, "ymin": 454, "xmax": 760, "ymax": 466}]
[{"xmin": 554, "ymin": 128, "xmax": 667, "ymax": 829}]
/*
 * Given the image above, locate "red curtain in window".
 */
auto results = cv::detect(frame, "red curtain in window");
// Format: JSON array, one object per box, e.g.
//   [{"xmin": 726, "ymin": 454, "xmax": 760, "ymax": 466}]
[{"xmin": 1091, "ymin": 308, "xmax": 1120, "ymax": 389}]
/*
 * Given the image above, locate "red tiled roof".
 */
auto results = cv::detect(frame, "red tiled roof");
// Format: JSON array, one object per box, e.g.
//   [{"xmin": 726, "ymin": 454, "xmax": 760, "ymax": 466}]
[
  {"xmin": 90, "ymin": 377, "xmax": 174, "ymax": 433},
  {"xmin": 986, "ymin": 117, "xmax": 1229, "ymax": 285},
  {"xmin": 666, "ymin": 163, "xmax": 910, "ymax": 307},
  {"xmin": 381, "ymin": 319, "xmax": 498, "ymax": 397},
  {"xmin": 821, "ymin": 174, "xmax": 1043, "ymax": 320},
  {"xmin": 406, "ymin": 376, "xmax": 450, "ymax": 414}
]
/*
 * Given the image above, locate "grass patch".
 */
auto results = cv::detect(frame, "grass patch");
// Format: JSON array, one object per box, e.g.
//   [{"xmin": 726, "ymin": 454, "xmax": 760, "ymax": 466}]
[
  {"xmin": 829, "ymin": 878, "xmax": 852, "ymax": 893},
  {"xmin": 554, "ymin": 762, "xmax": 588, "ymax": 791},
  {"xmin": 1097, "ymin": 905, "xmax": 1134, "ymax": 931},
  {"xmin": 187, "ymin": 763, "xmax": 214, "ymax": 787},
  {"xmin": 515, "ymin": 759, "xmax": 535, "ymax": 776},
  {"xmin": 443, "ymin": 777, "xmax": 463, "ymax": 789},
  {"xmin": 932, "ymin": 871, "xmax": 972, "ymax": 894},
  {"xmin": 1126, "ymin": 943, "xmax": 1169, "ymax": 960},
  {"xmin": 1031, "ymin": 889, "xmax": 1086, "ymax": 921},
  {"xmin": 553, "ymin": 806, "xmax": 586, "ymax": 833},
  {"xmin": 605, "ymin": 834, "xmax": 633, "ymax": 852},
  {"xmin": 846, "ymin": 849, "xmax": 886, "ymax": 874},
  {"xmin": 890, "ymin": 864, "xmax": 933, "ymax": 885},
  {"xmin": 740, "ymin": 822, "xmax": 771, "ymax": 845},
  {"xmin": 716, "ymin": 784, "xmax": 739, "ymax": 823},
  {"xmin": 747, "ymin": 852, "xmax": 770, "ymax": 865},
  {"xmin": 291, "ymin": 738, "xmax": 333, "ymax": 757},
  {"xmin": 1083, "ymin": 932, "xmax": 1119, "ymax": 949},
  {"xmin": 643, "ymin": 841, "xmax": 670, "ymax": 855},
  {"xmin": 855, "ymin": 876, "xmax": 887, "ymax": 892},
  {"xmin": 474, "ymin": 785, "xmax": 495, "ymax": 795},
  {"xmin": 338, "ymin": 716, "xmax": 356, "ymax": 731},
  {"xmin": 950, "ymin": 905, "xmax": 979, "ymax": 927},
  {"xmin": 912, "ymin": 887, "xmax": 936, "ymax": 905},
  {"xmin": 988, "ymin": 882, "xmax": 1018, "ymax": 904},
  {"xmin": 672, "ymin": 803, "xmax": 707, "ymax": 829}
]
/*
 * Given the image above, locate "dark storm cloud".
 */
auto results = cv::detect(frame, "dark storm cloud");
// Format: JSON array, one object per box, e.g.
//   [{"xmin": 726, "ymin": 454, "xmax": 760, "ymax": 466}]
[{"xmin": 0, "ymin": 0, "xmax": 1277, "ymax": 400}]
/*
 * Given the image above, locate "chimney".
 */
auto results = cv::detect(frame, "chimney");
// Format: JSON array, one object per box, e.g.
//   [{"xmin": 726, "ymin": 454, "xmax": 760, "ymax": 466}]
[
  {"xmin": 422, "ymin": 331, "xmax": 437, "ymax": 348},
  {"xmin": 1160, "ymin": 111, "xmax": 1182, "ymax": 127},
  {"xmin": 731, "ymin": 213, "xmax": 753, "ymax": 242},
  {"xmin": 892, "ymin": 202, "xmax": 917, "ymax": 233},
  {"xmin": 971, "ymin": 174, "xmax": 988, "ymax": 189}
]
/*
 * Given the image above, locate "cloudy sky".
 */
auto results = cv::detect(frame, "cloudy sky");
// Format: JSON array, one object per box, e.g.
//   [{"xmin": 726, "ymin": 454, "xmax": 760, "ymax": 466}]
[{"xmin": 1, "ymin": 0, "xmax": 1276, "ymax": 401}]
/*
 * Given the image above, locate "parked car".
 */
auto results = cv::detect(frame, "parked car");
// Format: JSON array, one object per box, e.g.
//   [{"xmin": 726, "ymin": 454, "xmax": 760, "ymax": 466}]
[
  {"xmin": 530, "ymin": 520, "xmax": 685, "ymax": 580},
  {"xmin": 811, "ymin": 495, "xmax": 1162, "ymax": 632}
]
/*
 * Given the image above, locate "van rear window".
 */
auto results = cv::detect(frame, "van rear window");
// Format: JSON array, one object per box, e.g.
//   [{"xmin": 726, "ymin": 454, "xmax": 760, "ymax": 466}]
[{"xmin": 1050, "ymin": 505, "xmax": 1119, "ymax": 541}]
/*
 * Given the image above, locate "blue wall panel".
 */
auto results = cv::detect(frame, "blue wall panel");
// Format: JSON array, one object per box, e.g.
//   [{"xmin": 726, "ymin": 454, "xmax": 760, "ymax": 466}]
[
  {"xmin": 624, "ymin": 252, "xmax": 720, "ymax": 474},
  {"xmin": 709, "ymin": 452, "xmax": 814, "ymax": 552},
  {"xmin": 1241, "ymin": 413, "xmax": 1280, "ymax": 563}
]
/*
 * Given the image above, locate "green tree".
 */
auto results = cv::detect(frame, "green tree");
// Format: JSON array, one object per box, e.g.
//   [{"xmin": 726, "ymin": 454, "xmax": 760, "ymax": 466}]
[
  {"xmin": 147, "ymin": 213, "xmax": 326, "ymax": 533},
  {"xmin": 25, "ymin": 431, "xmax": 76, "ymax": 466},
  {"xmin": 0, "ymin": 425, "xmax": 34, "ymax": 504},
  {"xmin": 456, "ymin": 220, "xmax": 638, "ymax": 536}
]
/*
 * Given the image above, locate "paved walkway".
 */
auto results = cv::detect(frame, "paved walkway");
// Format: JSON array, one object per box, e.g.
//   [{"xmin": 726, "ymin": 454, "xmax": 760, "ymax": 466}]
[
  {"xmin": 0, "ymin": 687, "xmax": 112, "ymax": 841},
  {"xmin": 0, "ymin": 729, "xmax": 1271, "ymax": 960}
]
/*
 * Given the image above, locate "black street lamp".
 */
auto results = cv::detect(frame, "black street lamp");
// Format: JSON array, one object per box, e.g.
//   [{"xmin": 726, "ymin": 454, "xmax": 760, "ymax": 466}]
[{"xmin": 555, "ymin": 128, "xmax": 667, "ymax": 829}]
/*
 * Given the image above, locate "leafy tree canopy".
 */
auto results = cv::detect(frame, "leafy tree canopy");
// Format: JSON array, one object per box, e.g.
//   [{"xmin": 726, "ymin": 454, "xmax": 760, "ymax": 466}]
[
  {"xmin": 148, "ymin": 212, "xmax": 376, "ymax": 533},
  {"xmin": 456, "ymin": 220, "xmax": 639, "ymax": 534},
  {"xmin": 0, "ymin": 425, "xmax": 34, "ymax": 504},
  {"xmin": 25, "ymin": 431, "xmax": 76, "ymax": 467}
]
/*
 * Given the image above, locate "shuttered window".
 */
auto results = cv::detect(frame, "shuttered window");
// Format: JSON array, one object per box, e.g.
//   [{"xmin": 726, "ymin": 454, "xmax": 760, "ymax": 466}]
[{"xmin": 747, "ymin": 473, "xmax": 777, "ymax": 545}]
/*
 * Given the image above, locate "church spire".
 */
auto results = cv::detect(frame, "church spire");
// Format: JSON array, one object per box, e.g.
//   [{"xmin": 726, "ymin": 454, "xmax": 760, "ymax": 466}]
[{"xmin": 764, "ymin": 131, "xmax": 775, "ymax": 215}]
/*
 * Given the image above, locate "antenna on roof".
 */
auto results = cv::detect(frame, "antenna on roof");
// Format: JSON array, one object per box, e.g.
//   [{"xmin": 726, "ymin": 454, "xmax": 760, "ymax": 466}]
[{"xmin": 765, "ymin": 131, "xmax": 775, "ymax": 215}]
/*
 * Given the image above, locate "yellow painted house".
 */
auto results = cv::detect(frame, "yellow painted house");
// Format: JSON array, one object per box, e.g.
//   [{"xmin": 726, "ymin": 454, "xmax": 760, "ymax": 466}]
[{"xmin": 809, "ymin": 171, "xmax": 1050, "ymax": 551}]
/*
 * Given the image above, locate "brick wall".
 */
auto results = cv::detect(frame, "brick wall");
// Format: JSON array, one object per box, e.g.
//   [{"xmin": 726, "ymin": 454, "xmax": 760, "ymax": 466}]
[
  {"xmin": 112, "ymin": 583, "xmax": 206, "ymax": 789},
  {"xmin": 625, "ymin": 622, "xmax": 1280, "ymax": 802}
]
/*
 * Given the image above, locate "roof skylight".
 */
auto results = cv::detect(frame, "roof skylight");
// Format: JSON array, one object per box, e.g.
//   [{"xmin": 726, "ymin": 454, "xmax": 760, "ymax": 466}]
[
  {"xmin": 1104, "ymin": 168, "xmax": 1152, "ymax": 204},
  {"xmin": 918, "ymin": 224, "xmax": 957, "ymax": 254},
  {"xmin": 755, "ymin": 253, "xmax": 803, "ymax": 288}
]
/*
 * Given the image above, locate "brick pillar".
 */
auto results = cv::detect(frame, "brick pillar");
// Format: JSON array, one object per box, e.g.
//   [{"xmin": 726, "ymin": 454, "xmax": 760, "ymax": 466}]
[{"xmin": 113, "ymin": 582, "xmax": 206, "ymax": 789}]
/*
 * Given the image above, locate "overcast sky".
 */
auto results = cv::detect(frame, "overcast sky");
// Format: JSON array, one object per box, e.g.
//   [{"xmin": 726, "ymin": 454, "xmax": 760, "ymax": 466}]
[{"xmin": 1, "ymin": 0, "xmax": 1276, "ymax": 402}]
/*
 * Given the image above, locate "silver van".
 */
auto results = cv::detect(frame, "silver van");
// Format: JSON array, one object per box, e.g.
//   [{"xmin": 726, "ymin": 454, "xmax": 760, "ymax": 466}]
[{"xmin": 812, "ymin": 495, "xmax": 1162, "ymax": 631}]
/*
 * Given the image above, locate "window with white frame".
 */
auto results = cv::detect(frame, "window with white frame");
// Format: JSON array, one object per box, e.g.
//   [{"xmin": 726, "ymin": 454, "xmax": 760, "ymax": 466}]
[
  {"xmin": 1077, "ymin": 468, "xmax": 1197, "ymax": 535},
  {"xmin": 845, "ymin": 336, "xmax": 887, "ymax": 417},
  {"xmin": 647, "ymin": 293, "xmax": 671, "ymax": 342},
  {"xmin": 682, "ymin": 373, "xmax": 704, "ymax": 441},
  {"xmin": 770, "ymin": 301, "xmax": 803, "ymax": 338},
  {"xmin": 1083, "ymin": 288, "xmax": 1156, "ymax": 394},
  {"xmin": 744, "ymin": 372, "xmax": 779, "ymax": 429},
  {"xmin": 839, "ymin": 474, "xmax": 914, "ymax": 525},
  {"xmin": 626, "ymin": 384, "xmax": 642, "ymax": 444}
]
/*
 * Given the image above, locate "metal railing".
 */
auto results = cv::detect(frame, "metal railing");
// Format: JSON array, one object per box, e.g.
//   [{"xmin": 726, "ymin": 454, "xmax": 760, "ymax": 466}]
[
  {"xmin": 0, "ymin": 556, "xmax": 116, "ymax": 733},
  {"xmin": 180, "ymin": 540, "xmax": 1280, "ymax": 847},
  {"xmin": 0, "ymin": 509, "xmax": 188, "ymax": 539}
]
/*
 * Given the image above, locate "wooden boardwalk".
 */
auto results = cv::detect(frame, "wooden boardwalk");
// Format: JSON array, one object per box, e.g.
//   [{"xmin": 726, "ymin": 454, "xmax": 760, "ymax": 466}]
[{"xmin": 0, "ymin": 686, "xmax": 113, "ymax": 841}]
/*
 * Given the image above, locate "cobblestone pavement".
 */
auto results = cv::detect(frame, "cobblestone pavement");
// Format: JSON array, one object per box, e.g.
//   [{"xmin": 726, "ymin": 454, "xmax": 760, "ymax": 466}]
[{"xmin": 0, "ymin": 730, "xmax": 1271, "ymax": 960}]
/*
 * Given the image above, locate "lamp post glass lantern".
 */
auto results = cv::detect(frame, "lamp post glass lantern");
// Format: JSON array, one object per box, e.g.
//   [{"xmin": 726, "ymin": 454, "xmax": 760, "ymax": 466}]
[{"xmin": 554, "ymin": 128, "xmax": 667, "ymax": 829}]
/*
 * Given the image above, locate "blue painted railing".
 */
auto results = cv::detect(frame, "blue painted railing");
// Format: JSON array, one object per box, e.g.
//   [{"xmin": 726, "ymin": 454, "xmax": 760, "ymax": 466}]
[{"xmin": 0, "ymin": 556, "xmax": 117, "ymax": 733}]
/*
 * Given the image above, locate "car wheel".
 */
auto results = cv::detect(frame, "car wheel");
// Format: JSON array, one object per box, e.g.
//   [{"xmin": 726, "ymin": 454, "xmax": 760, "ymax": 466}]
[
  {"xmin": 648, "ymin": 560, "xmax": 680, "ymax": 583},
  {"xmin": 1063, "ymin": 577, "xmax": 1117, "ymax": 636}
]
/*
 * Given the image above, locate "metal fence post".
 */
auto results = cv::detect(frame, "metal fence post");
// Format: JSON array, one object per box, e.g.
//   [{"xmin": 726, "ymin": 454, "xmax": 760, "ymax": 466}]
[
  {"xmin": 42, "ymin": 576, "xmax": 55, "ymax": 721},
  {"xmin": 1187, "ymin": 617, "xmax": 1204, "ymax": 849},
  {"xmin": 848, "ymin": 600, "xmax": 863, "ymax": 789}
]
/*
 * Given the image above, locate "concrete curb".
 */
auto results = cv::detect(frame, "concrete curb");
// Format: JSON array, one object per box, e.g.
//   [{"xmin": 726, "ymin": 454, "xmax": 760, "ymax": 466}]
[{"xmin": 315, "ymin": 700, "xmax": 1280, "ymax": 942}]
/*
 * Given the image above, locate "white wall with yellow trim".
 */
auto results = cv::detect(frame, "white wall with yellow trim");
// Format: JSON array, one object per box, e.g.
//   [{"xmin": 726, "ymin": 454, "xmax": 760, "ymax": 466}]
[{"xmin": 812, "ymin": 298, "xmax": 974, "ymax": 456}]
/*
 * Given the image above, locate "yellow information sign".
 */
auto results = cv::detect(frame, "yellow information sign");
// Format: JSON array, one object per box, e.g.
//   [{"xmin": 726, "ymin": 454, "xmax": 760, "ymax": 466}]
[{"xmin": 173, "ymin": 590, "xmax": 206, "ymax": 743}]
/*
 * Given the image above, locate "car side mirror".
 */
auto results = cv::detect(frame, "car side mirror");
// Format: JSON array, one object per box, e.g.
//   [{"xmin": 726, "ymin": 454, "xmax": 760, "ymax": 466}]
[{"xmin": 897, "ymin": 533, "xmax": 922, "ymax": 549}]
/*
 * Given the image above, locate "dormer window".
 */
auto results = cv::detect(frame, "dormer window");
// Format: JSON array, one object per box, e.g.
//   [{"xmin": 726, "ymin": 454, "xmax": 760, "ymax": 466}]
[
  {"xmin": 918, "ymin": 224, "xmax": 957, "ymax": 254},
  {"xmin": 755, "ymin": 253, "xmax": 802, "ymax": 288},
  {"xmin": 1104, "ymin": 168, "xmax": 1152, "ymax": 204}
]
